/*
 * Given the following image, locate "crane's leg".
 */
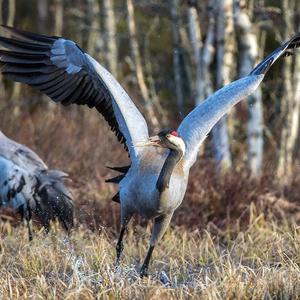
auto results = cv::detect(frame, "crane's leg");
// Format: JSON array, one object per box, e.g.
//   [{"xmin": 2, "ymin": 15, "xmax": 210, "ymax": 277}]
[
  {"xmin": 25, "ymin": 207, "xmax": 33, "ymax": 242},
  {"xmin": 115, "ymin": 213, "xmax": 132, "ymax": 265},
  {"xmin": 140, "ymin": 213, "xmax": 173, "ymax": 278}
]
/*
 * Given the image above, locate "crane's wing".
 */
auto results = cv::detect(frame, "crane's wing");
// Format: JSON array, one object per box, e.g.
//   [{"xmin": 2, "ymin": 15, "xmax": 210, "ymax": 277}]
[
  {"xmin": 178, "ymin": 33, "xmax": 300, "ymax": 169},
  {"xmin": 0, "ymin": 131, "xmax": 47, "ymax": 171},
  {"xmin": 0, "ymin": 26, "xmax": 149, "ymax": 165}
]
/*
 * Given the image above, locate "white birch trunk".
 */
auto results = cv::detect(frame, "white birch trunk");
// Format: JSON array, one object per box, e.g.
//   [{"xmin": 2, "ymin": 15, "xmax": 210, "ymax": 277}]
[
  {"xmin": 7, "ymin": 0, "xmax": 20, "ymax": 102},
  {"xmin": 233, "ymin": 0, "xmax": 263, "ymax": 176},
  {"xmin": 103, "ymin": 0, "xmax": 118, "ymax": 77},
  {"xmin": 276, "ymin": 0, "xmax": 296, "ymax": 183},
  {"xmin": 171, "ymin": 0, "xmax": 184, "ymax": 114},
  {"xmin": 54, "ymin": 0, "xmax": 64, "ymax": 36},
  {"xmin": 212, "ymin": 0, "xmax": 233, "ymax": 172},
  {"xmin": 87, "ymin": 0, "xmax": 100, "ymax": 56},
  {"xmin": 6, "ymin": 0, "xmax": 15, "ymax": 27},
  {"xmin": 198, "ymin": 1, "xmax": 215, "ymax": 104},
  {"xmin": 126, "ymin": 0, "xmax": 159, "ymax": 128},
  {"xmin": 187, "ymin": 1, "xmax": 203, "ymax": 105}
]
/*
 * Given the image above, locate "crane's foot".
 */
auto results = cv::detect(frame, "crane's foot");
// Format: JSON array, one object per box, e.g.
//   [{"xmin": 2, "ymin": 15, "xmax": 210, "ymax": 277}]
[
  {"xmin": 28, "ymin": 233, "xmax": 33, "ymax": 242},
  {"xmin": 26, "ymin": 219, "xmax": 33, "ymax": 242},
  {"xmin": 140, "ymin": 264, "xmax": 149, "ymax": 278},
  {"xmin": 140, "ymin": 245, "xmax": 154, "ymax": 278}
]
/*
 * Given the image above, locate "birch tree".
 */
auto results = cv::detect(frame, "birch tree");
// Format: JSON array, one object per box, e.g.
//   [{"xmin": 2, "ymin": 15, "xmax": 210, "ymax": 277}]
[
  {"xmin": 187, "ymin": 0, "xmax": 202, "ymax": 105},
  {"xmin": 6, "ymin": 0, "xmax": 15, "ymax": 27},
  {"xmin": 126, "ymin": 0, "xmax": 159, "ymax": 128},
  {"xmin": 212, "ymin": 0, "xmax": 233, "ymax": 172},
  {"xmin": 37, "ymin": 0, "xmax": 48, "ymax": 33},
  {"xmin": 0, "ymin": 0, "xmax": 2, "ymax": 25},
  {"xmin": 277, "ymin": 0, "xmax": 298, "ymax": 184},
  {"xmin": 171, "ymin": 0, "xmax": 184, "ymax": 114},
  {"xmin": 7, "ymin": 0, "xmax": 20, "ymax": 101},
  {"xmin": 53, "ymin": 0, "xmax": 64, "ymax": 36},
  {"xmin": 82, "ymin": 0, "xmax": 100, "ymax": 55},
  {"xmin": 103, "ymin": 0, "xmax": 118, "ymax": 77},
  {"xmin": 233, "ymin": 0, "xmax": 263, "ymax": 176}
]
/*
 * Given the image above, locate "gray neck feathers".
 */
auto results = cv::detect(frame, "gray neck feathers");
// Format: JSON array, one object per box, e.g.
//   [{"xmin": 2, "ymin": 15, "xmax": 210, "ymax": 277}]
[{"xmin": 156, "ymin": 148, "xmax": 183, "ymax": 193}]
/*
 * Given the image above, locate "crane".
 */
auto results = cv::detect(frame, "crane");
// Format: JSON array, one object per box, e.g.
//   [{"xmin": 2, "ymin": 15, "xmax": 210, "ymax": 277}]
[
  {"xmin": 0, "ymin": 130, "xmax": 74, "ymax": 241},
  {"xmin": 0, "ymin": 26, "xmax": 298, "ymax": 276}
]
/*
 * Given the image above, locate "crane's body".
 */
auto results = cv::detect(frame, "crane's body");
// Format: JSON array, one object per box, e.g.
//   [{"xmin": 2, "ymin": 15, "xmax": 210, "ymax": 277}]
[
  {"xmin": 0, "ymin": 25, "xmax": 299, "ymax": 276},
  {"xmin": 0, "ymin": 155, "xmax": 35, "ymax": 212},
  {"xmin": 0, "ymin": 130, "xmax": 74, "ymax": 240},
  {"xmin": 120, "ymin": 148, "xmax": 188, "ymax": 219}
]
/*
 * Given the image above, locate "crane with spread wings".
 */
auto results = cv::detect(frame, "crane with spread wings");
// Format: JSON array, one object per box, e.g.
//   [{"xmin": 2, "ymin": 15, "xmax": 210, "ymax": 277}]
[{"xmin": 0, "ymin": 26, "xmax": 298, "ymax": 276}]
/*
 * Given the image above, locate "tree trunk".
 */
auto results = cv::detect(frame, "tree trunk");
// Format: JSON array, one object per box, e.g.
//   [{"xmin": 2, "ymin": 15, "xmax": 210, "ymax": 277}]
[
  {"xmin": 212, "ymin": 0, "xmax": 233, "ymax": 172},
  {"xmin": 54, "ymin": 0, "xmax": 64, "ymax": 36},
  {"xmin": 234, "ymin": 0, "xmax": 264, "ymax": 176},
  {"xmin": 37, "ymin": 0, "xmax": 48, "ymax": 33},
  {"xmin": 87, "ymin": 0, "xmax": 100, "ymax": 56},
  {"xmin": 170, "ymin": 0, "xmax": 184, "ymax": 114},
  {"xmin": 81, "ymin": 0, "xmax": 100, "ymax": 56},
  {"xmin": 276, "ymin": 0, "xmax": 296, "ymax": 184},
  {"xmin": 103, "ymin": 0, "xmax": 118, "ymax": 77},
  {"xmin": 0, "ymin": 0, "xmax": 3, "ymax": 25},
  {"xmin": 126, "ymin": 0, "xmax": 159, "ymax": 129},
  {"xmin": 6, "ymin": 0, "xmax": 15, "ymax": 27},
  {"xmin": 144, "ymin": 17, "xmax": 168, "ymax": 126},
  {"xmin": 198, "ymin": 0, "xmax": 215, "ymax": 104},
  {"xmin": 187, "ymin": 1, "xmax": 203, "ymax": 105},
  {"xmin": 7, "ymin": 0, "xmax": 20, "ymax": 102}
]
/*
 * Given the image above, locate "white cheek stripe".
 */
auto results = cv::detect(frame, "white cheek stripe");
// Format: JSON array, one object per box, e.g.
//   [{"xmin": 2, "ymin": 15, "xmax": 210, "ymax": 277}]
[{"xmin": 168, "ymin": 135, "xmax": 186, "ymax": 154}]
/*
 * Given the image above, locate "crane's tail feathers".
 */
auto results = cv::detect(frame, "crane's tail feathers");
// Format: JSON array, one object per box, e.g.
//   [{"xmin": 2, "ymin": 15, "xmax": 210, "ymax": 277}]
[
  {"xmin": 112, "ymin": 192, "xmax": 120, "ymax": 203},
  {"xmin": 105, "ymin": 174, "xmax": 126, "ymax": 184},
  {"xmin": 106, "ymin": 165, "xmax": 131, "ymax": 173},
  {"xmin": 105, "ymin": 165, "xmax": 130, "ymax": 203},
  {"xmin": 105, "ymin": 165, "xmax": 130, "ymax": 184},
  {"xmin": 35, "ymin": 169, "xmax": 74, "ymax": 232},
  {"xmin": 250, "ymin": 33, "xmax": 300, "ymax": 75}
]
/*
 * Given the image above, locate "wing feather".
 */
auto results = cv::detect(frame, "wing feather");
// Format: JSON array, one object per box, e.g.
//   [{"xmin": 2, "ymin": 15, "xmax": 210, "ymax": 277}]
[
  {"xmin": 178, "ymin": 33, "xmax": 300, "ymax": 169},
  {"xmin": 0, "ymin": 26, "xmax": 149, "ymax": 164}
]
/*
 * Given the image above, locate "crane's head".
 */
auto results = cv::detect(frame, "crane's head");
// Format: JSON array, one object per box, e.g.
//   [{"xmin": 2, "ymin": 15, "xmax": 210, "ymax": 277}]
[{"xmin": 136, "ymin": 130, "xmax": 186, "ymax": 153}]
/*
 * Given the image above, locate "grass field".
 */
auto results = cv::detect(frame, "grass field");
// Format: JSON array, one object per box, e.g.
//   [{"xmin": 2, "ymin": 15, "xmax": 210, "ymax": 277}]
[
  {"xmin": 1, "ymin": 104, "xmax": 300, "ymax": 299},
  {"xmin": 1, "ymin": 212, "xmax": 300, "ymax": 299}
]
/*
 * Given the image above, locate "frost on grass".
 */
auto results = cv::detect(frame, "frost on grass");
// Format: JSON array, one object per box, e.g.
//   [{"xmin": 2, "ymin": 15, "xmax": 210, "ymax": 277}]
[{"xmin": 1, "ymin": 214, "xmax": 300, "ymax": 299}]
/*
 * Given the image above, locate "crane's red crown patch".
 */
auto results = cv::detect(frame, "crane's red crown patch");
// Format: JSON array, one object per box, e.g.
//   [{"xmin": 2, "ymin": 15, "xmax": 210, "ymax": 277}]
[{"xmin": 171, "ymin": 131, "xmax": 179, "ymax": 137}]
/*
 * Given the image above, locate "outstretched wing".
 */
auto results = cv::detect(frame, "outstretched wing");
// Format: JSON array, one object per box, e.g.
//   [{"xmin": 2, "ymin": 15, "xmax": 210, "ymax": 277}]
[
  {"xmin": 0, "ymin": 26, "xmax": 149, "ymax": 165},
  {"xmin": 178, "ymin": 33, "xmax": 300, "ymax": 169}
]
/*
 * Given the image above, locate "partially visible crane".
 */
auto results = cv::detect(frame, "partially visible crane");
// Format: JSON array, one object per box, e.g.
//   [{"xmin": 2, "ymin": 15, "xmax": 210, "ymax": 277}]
[
  {"xmin": 0, "ymin": 26, "xmax": 298, "ymax": 276},
  {"xmin": 0, "ymin": 131, "xmax": 74, "ymax": 241}
]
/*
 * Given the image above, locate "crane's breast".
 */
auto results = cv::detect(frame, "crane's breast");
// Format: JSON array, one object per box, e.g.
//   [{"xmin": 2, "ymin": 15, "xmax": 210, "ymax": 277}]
[{"xmin": 119, "ymin": 148, "xmax": 189, "ymax": 218}]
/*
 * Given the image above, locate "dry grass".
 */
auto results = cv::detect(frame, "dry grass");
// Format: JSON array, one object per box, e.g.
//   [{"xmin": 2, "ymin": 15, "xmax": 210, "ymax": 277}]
[
  {"xmin": 1, "ymin": 100, "xmax": 300, "ymax": 298},
  {"xmin": 1, "ymin": 213, "xmax": 300, "ymax": 299}
]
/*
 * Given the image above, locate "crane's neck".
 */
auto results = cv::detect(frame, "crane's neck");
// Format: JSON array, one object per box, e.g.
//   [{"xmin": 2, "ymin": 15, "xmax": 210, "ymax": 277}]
[{"xmin": 156, "ymin": 148, "xmax": 183, "ymax": 193}]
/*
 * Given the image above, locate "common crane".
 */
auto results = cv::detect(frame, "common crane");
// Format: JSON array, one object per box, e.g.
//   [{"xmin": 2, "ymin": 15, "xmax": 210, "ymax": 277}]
[
  {"xmin": 0, "ymin": 26, "xmax": 298, "ymax": 276},
  {"xmin": 0, "ymin": 130, "xmax": 74, "ymax": 241}
]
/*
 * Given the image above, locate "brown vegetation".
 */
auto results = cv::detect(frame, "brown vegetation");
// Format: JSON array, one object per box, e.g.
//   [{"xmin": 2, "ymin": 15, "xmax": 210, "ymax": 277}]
[{"xmin": 1, "ymin": 100, "xmax": 300, "ymax": 298}]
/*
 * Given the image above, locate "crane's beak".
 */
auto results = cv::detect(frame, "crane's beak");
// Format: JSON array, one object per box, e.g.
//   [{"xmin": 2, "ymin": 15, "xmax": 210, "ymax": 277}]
[{"xmin": 135, "ymin": 135, "xmax": 161, "ymax": 147}]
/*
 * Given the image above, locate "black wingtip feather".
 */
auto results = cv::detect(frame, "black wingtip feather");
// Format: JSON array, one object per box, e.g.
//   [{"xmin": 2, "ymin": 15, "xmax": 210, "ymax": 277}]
[
  {"xmin": 0, "ymin": 26, "xmax": 129, "ymax": 154},
  {"xmin": 1, "ymin": 25, "xmax": 58, "ymax": 44},
  {"xmin": 250, "ymin": 33, "xmax": 300, "ymax": 76}
]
